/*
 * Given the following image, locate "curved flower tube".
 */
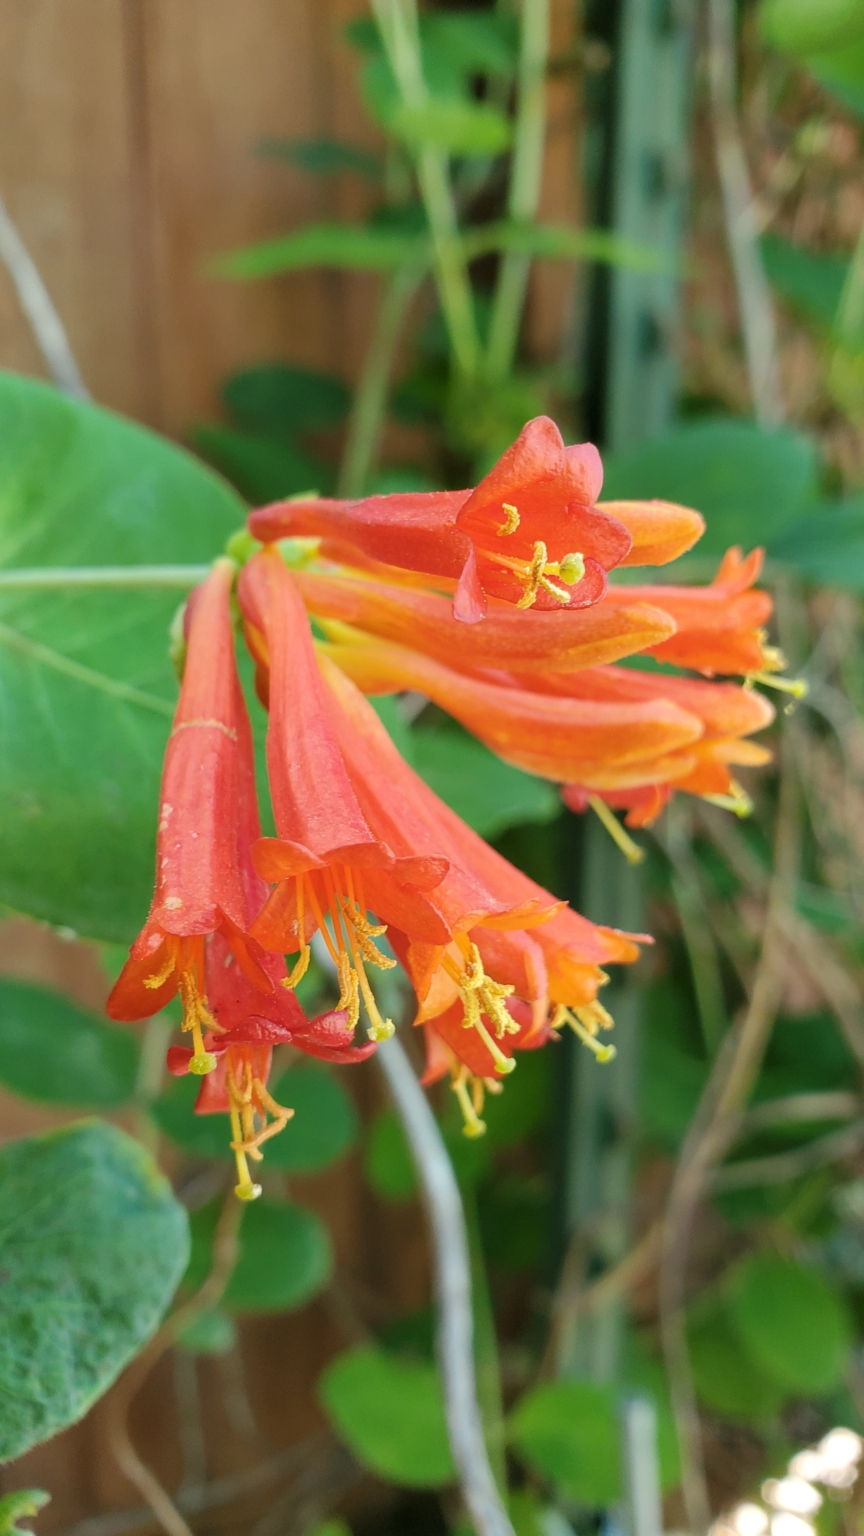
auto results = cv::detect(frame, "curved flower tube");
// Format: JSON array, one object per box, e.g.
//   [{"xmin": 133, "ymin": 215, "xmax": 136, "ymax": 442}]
[
  {"xmin": 107, "ymin": 558, "xmax": 274, "ymax": 1074},
  {"xmin": 249, "ymin": 417, "xmax": 703, "ymax": 622},
  {"xmin": 320, "ymin": 628, "xmax": 705, "ymax": 789},
  {"xmin": 291, "ymin": 567, "xmax": 678, "ymax": 675}
]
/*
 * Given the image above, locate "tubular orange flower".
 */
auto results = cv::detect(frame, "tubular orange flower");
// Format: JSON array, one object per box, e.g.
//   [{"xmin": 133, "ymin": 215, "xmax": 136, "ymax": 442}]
[
  {"xmin": 238, "ymin": 550, "xmax": 523, "ymax": 1044},
  {"xmin": 107, "ymin": 558, "xmax": 274, "ymax": 1074},
  {"xmin": 601, "ymin": 547, "xmax": 793, "ymax": 681},
  {"xmin": 290, "ymin": 566, "xmax": 678, "ymax": 675},
  {"xmin": 249, "ymin": 417, "xmax": 703, "ymax": 622},
  {"xmin": 320, "ymin": 629, "xmax": 706, "ymax": 789},
  {"xmin": 167, "ymin": 930, "xmax": 373, "ymax": 1199},
  {"xmin": 512, "ymin": 664, "xmax": 775, "ymax": 824}
]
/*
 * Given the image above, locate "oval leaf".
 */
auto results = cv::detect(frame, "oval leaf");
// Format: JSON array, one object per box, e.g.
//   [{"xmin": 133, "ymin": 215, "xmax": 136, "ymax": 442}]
[
  {"xmin": 0, "ymin": 979, "xmax": 139, "ymax": 1107},
  {"xmin": 689, "ymin": 1313, "xmax": 788, "ymax": 1422},
  {"xmin": 508, "ymin": 1380, "xmax": 622, "ymax": 1505},
  {"xmin": 0, "ymin": 371, "xmax": 246, "ymax": 944},
  {"xmin": 319, "ymin": 1345, "xmax": 455, "ymax": 1487},
  {"xmin": 728, "ymin": 1252, "xmax": 853, "ymax": 1394},
  {"xmin": 0, "ymin": 1119, "xmax": 189, "ymax": 1460}
]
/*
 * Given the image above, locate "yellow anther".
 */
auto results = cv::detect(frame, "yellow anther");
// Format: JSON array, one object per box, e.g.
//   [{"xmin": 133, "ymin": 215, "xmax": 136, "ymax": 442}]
[
  {"xmin": 452, "ymin": 1066, "xmax": 487, "ymax": 1138},
  {"xmin": 497, "ymin": 502, "xmax": 520, "ymax": 536},
  {"xmin": 336, "ymin": 952, "xmax": 361, "ymax": 1031},
  {"xmin": 551, "ymin": 1003, "xmax": 617, "ymax": 1063},
  {"xmin": 144, "ymin": 952, "xmax": 176, "ymax": 990},
  {"xmin": 282, "ymin": 944, "xmax": 311, "ymax": 989},
  {"xmin": 189, "ymin": 1050, "xmax": 217, "ymax": 1075},
  {"xmin": 746, "ymin": 670, "xmax": 808, "ymax": 699},
  {"xmin": 588, "ymin": 795, "xmax": 645, "ymax": 865},
  {"xmin": 557, "ymin": 551, "xmax": 586, "ymax": 586},
  {"xmin": 702, "ymin": 781, "xmax": 753, "ymax": 818}
]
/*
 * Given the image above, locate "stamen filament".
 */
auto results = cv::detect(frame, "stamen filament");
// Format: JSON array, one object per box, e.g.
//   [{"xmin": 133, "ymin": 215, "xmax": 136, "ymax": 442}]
[
  {"xmin": 747, "ymin": 671, "xmax": 808, "ymax": 699},
  {"xmin": 229, "ymin": 1103, "xmax": 262, "ymax": 1201},
  {"xmin": 551, "ymin": 1003, "xmax": 617, "ymax": 1062},
  {"xmin": 588, "ymin": 796, "xmax": 646, "ymax": 865},
  {"xmin": 452, "ymin": 1066, "xmax": 487, "ymax": 1137}
]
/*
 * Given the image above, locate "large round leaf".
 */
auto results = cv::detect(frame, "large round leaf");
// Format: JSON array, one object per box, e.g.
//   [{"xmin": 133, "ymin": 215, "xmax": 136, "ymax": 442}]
[
  {"xmin": 0, "ymin": 979, "xmax": 139, "ymax": 1106},
  {"xmin": 319, "ymin": 1345, "xmax": 455, "ymax": 1487},
  {"xmin": 728, "ymin": 1253, "xmax": 853, "ymax": 1394},
  {"xmin": 689, "ymin": 1313, "xmax": 787, "ymax": 1422},
  {"xmin": 508, "ymin": 1380, "xmax": 621, "ymax": 1505},
  {"xmin": 0, "ymin": 1119, "xmax": 189, "ymax": 1460},
  {"xmin": 0, "ymin": 371, "xmax": 245, "ymax": 943},
  {"xmin": 185, "ymin": 1197, "xmax": 332, "ymax": 1314}
]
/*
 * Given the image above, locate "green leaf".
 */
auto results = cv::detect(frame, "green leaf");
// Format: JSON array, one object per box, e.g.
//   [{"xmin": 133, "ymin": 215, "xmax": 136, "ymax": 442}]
[
  {"xmin": 412, "ymin": 724, "xmax": 559, "ymax": 838},
  {"xmin": 462, "ymin": 222, "xmax": 671, "ymax": 272},
  {"xmin": 808, "ymin": 35, "xmax": 864, "ymax": 116},
  {"xmin": 319, "ymin": 1344, "xmax": 455, "ymax": 1487},
  {"xmin": 192, "ymin": 424, "xmax": 326, "ymax": 503},
  {"xmin": 0, "ymin": 979, "xmax": 139, "ymax": 1106},
  {"xmin": 602, "ymin": 418, "xmax": 820, "ymax": 555},
  {"xmin": 422, "ymin": 11, "xmax": 518, "ymax": 78},
  {"xmin": 364, "ymin": 1107, "xmax": 418, "ymax": 1202},
  {"xmin": 769, "ymin": 497, "xmax": 864, "ymax": 590},
  {"xmin": 689, "ymin": 1312, "xmax": 788, "ymax": 1422},
  {"xmin": 0, "ymin": 371, "xmax": 246, "ymax": 944},
  {"xmin": 185, "ymin": 1198, "xmax": 332, "ymax": 1314},
  {"xmin": 728, "ymin": 1252, "xmax": 854, "ymax": 1393},
  {"xmin": 264, "ymin": 1062, "xmax": 358, "ymax": 1172},
  {"xmin": 0, "ymin": 1491, "xmax": 50, "ymax": 1535},
  {"xmin": 211, "ymin": 223, "xmax": 428, "ymax": 279},
  {"xmin": 390, "ymin": 99, "xmax": 513, "ymax": 155},
  {"xmin": 222, "ymin": 364, "xmax": 351, "ymax": 438},
  {"xmin": 257, "ymin": 137, "xmax": 384, "ymax": 181},
  {"xmin": 761, "ymin": 234, "xmax": 848, "ymax": 328},
  {"xmin": 0, "ymin": 1120, "xmax": 189, "ymax": 1460},
  {"xmin": 508, "ymin": 1380, "xmax": 621, "ymax": 1505},
  {"xmin": 758, "ymin": 0, "xmax": 864, "ymax": 55}
]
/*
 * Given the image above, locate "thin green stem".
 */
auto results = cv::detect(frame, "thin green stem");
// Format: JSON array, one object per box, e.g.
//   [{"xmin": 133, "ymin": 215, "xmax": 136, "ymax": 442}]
[
  {"xmin": 337, "ymin": 263, "xmax": 426, "ymax": 497},
  {"xmin": 0, "ymin": 564, "xmax": 210, "ymax": 590},
  {"xmin": 371, "ymin": 0, "xmax": 480, "ymax": 377},
  {"xmin": 835, "ymin": 214, "xmax": 864, "ymax": 347},
  {"xmin": 486, "ymin": 0, "xmax": 550, "ymax": 381}
]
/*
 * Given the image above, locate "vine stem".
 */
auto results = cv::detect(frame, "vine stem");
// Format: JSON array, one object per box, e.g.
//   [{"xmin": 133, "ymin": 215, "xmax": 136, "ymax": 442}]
[
  {"xmin": 486, "ymin": 0, "xmax": 551, "ymax": 380},
  {"xmin": 0, "ymin": 192, "xmax": 90, "ymax": 400},
  {"xmin": 706, "ymin": 0, "xmax": 784, "ymax": 424},
  {"xmin": 377, "ymin": 1036, "xmax": 515, "ymax": 1536},
  {"xmin": 337, "ymin": 263, "xmax": 426, "ymax": 497},
  {"xmin": 371, "ymin": 0, "xmax": 480, "ymax": 377},
  {"xmin": 658, "ymin": 747, "xmax": 799, "ymax": 1533},
  {"xmin": 0, "ymin": 565, "xmax": 210, "ymax": 590}
]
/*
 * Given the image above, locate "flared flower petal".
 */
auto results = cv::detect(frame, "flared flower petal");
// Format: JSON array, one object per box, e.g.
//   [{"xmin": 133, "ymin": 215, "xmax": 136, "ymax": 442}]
[{"xmin": 249, "ymin": 417, "xmax": 644, "ymax": 621}]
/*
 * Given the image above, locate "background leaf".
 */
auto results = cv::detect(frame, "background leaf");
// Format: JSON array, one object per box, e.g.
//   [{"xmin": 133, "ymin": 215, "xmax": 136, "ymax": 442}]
[
  {"xmin": 0, "ymin": 372, "xmax": 245, "ymax": 943},
  {"xmin": 264, "ymin": 1062, "xmax": 359, "ymax": 1172},
  {"xmin": 0, "ymin": 1120, "xmax": 189, "ymax": 1460},
  {"xmin": 389, "ymin": 100, "xmax": 513, "ymax": 155},
  {"xmin": 0, "ymin": 979, "xmax": 139, "ymax": 1106},
  {"xmin": 688, "ymin": 1312, "xmax": 788, "ymax": 1421},
  {"xmin": 0, "ymin": 1491, "xmax": 50, "ymax": 1535},
  {"xmin": 257, "ymin": 138, "xmax": 384, "ymax": 181},
  {"xmin": 507, "ymin": 1379, "xmax": 621, "ymax": 1505},
  {"xmin": 185, "ymin": 1198, "xmax": 332, "ymax": 1313},
  {"xmin": 412, "ymin": 724, "xmax": 559, "ymax": 838},
  {"xmin": 222, "ymin": 364, "xmax": 351, "ymax": 439},
  {"xmin": 319, "ymin": 1344, "xmax": 455, "ymax": 1487},
  {"xmin": 211, "ymin": 224, "xmax": 427, "ymax": 279},
  {"xmin": 761, "ymin": 234, "xmax": 848, "ymax": 328},
  {"xmin": 769, "ymin": 497, "xmax": 864, "ymax": 589},
  {"xmin": 727, "ymin": 1252, "xmax": 853, "ymax": 1393},
  {"xmin": 602, "ymin": 418, "xmax": 820, "ymax": 555},
  {"xmin": 192, "ymin": 424, "xmax": 326, "ymax": 503},
  {"xmin": 364, "ymin": 1107, "xmax": 418, "ymax": 1202}
]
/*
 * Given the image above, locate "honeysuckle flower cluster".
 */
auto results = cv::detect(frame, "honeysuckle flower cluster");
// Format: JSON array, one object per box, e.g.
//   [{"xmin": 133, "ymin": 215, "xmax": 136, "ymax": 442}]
[{"xmin": 109, "ymin": 416, "xmax": 793, "ymax": 1197}]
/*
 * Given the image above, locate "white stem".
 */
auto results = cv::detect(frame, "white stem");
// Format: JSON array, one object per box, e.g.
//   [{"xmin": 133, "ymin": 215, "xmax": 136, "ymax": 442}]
[
  {"xmin": 377, "ymin": 1036, "xmax": 515, "ymax": 1536},
  {"xmin": 0, "ymin": 193, "xmax": 89, "ymax": 400}
]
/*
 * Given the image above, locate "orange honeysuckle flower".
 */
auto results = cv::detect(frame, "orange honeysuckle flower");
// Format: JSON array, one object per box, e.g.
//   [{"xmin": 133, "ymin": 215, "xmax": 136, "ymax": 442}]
[
  {"xmin": 167, "ymin": 930, "xmax": 373, "ymax": 1199},
  {"xmin": 320, "ymin": 630, "xmax": 705, "ymax": 789},
  {"xmin": 291, "ymin": 567, "xmax": 678, "ymax": 675},
  {"xmin": 512, "ymin": 664, "xmax": 775, "ymax": 824},
  {"xmin": 248, "ymin": 417, "xmax": 703, "ymax": 623},
  {"xmin": 237, "ymin": 550, "xmax": 523, "ymax": 1044},
  {"xmin": 419, "ymin": 997, "xmax": 554, "ymax": 1137},
  {"xmin": 107, "ymin": 558, "xmax": 274, "ymax": 1075},
  {"xmin": 602, "ymin": 548, "xmax": 801, "ymax": 688}
]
